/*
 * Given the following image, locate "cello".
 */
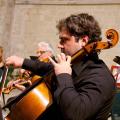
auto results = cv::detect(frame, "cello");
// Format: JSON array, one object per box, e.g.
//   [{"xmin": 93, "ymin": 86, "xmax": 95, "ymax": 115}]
[{"xmin": 4, "ymin": 29, "xmax": 119, "ymax": 120}]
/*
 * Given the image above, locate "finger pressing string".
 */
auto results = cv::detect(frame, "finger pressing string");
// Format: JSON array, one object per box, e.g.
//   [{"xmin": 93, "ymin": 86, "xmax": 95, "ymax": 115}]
[
  {"xmin": 60, "ymin": 53, "xmax": 66, "ymax": 61},
  {"xmin": 66, "ymin": 55, "xmax": 71, "ymax": 63},
  {"xmin": 48, "ymin": 56, "xmax": 57, "ymax": 66},
  {"xmin": 56, "ymin": 54, "xmax": 62, "ymax": 63}
]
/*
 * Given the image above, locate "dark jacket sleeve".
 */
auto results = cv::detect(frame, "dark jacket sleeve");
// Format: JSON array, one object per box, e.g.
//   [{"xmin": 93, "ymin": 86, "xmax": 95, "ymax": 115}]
[
  {"xmin": 22, "ymin": 58, "xmax": 53, "ymax": 76},
  {"xmin": 54, "ymin": 65, "xmax": 115, "ymax": 120}
]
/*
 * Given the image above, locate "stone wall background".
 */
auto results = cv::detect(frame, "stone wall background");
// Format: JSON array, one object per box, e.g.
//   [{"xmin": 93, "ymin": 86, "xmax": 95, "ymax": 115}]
[{"xmin": 0, "ymin": 0, "xmax": 120, "ymax": 68}]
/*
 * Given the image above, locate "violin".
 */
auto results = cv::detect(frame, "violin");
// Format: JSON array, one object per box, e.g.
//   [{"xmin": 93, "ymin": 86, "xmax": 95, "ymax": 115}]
[
  {"xmin": 2, "ymin": 68, "xmax": 32, "ymax": 94},
  {"xmin": 4, "ymin": 29, "xmax": 119, "ymax": 120},
  {"xmin": 2, "ymin": 78, "xmax": 32, "ymax": 94}
]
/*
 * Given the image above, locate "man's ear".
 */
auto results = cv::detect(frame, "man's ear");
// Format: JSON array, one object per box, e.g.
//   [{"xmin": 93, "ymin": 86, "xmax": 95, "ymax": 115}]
[{"xmin": 81, "ymin": 36, "xmax": 89, "ymax": 46}]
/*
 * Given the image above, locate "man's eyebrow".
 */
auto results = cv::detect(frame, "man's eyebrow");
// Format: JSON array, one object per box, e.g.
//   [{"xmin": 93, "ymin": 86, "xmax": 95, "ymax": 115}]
[{"xmin": 59, "ymin": 36, "xmax": 68, "ymax": 40}]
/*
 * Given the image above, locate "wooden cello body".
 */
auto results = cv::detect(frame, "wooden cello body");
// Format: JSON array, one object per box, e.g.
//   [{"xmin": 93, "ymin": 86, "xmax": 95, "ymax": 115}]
[
  {"xmin": 5, "ymin": 81, "xmax": 53, "ymax": 120},
  {"xmin": 4, "ymin": 29, "xmax": 119, "ymax": 120}
]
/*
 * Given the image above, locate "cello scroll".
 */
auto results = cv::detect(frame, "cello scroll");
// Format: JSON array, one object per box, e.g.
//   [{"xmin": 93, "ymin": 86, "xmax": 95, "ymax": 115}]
[
  {"xmin": 86, "ymin": 29, "xmax": 119, "ymax": 52},
  {"xmin": 72, "ymin": 29, "xmax": 119, "ymax": 61}
]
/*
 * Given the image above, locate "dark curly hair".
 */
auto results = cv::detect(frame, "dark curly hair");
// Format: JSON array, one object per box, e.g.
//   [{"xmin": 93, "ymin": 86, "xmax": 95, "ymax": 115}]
[{"xmin": 56, "ymin": 13, "xmax": 102, "ymax": 43}]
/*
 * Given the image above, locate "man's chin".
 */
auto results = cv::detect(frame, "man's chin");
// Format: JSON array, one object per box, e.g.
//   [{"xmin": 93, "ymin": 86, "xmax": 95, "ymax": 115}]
[
  {"xmin": 64, "ymin": 52, "xmax": 71, "ymax": 56},
  {"xmin": 60, "ymin": 50, "xmax": 71, "ymax": 56}
]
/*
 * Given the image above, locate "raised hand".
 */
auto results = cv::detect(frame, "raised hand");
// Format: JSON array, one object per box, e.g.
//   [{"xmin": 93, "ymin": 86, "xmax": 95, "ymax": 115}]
[
  {"xmin": 49, "ymin": 53, "xmax": 72, "ymax": 75},
  {"xmin": 5, "ymin": 55, "xmax": 24, "ymax": 68}
]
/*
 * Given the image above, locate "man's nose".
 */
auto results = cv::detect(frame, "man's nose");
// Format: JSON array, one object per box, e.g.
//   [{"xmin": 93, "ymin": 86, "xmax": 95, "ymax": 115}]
[{"xmin": 58, "ymin": 44, "xmax": 64, "ymax": 49}]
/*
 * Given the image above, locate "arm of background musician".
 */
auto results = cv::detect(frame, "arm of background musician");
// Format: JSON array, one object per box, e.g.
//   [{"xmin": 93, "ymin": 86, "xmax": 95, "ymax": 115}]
[
  {"xmin": 5, "ymin": 56, "xmax": 53, "ymax": 76},
  {"xmin": 14, "ymin": 84, "xmax": 26, "ymax": 91},
  {"xmin": 22, "ymin": 58, "xmax": 53, "ymax": 76},
  {"xmin": 5, "ymin": 56, "xmax": 24, "ymax": 68}
]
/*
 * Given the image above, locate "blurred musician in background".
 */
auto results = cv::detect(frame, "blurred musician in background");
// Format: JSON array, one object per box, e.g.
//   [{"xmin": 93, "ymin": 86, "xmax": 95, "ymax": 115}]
[
  {"xmin": 4, "ymin": 42, "xmax": 54, "ymax": 93},
  {"xmin": 0, "ymin": 46, "xmax": 4, "ymax": 77}
]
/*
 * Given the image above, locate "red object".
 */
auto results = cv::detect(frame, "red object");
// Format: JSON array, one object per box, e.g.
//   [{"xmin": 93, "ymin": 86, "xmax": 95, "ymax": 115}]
[{"xmin": 111, "ymin": 65, "xmax": 120, "ymax": 88}]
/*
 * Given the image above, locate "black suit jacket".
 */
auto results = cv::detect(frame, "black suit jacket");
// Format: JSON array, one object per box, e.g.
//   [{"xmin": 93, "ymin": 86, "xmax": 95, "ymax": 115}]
[{"xmin": 22, "ymin": 54, "xmax": 116, "ymax": 120}]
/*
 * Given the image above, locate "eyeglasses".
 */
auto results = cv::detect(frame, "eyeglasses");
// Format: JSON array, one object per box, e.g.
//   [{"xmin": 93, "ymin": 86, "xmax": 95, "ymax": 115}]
[{"xmin": 36, "ymin": 51, "xmax": 47, "ymax": 54}]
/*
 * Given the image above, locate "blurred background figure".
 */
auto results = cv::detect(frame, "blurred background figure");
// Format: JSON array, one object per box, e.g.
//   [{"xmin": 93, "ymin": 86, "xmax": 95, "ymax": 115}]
[
  {"xmin": 4, "ymin": 41, "xmax": 54, "ymax": 93},
  {"xmin": 0, "ymin": 46, "xmax": 4, "ymax": 120},
  {"xmin": 35, "ymin": 41, "xmax": 54, "ymax": 62},
  {"xmin": 3, "ymin": 68, "xmax": 32, "ymax": 93},
  {"xmin": 110, "ymin": 57, "xmax": 120, "ymax": 119},
  {"xmin": 0, "ymin": 46, "xmax": 4, "ymax": 77}
]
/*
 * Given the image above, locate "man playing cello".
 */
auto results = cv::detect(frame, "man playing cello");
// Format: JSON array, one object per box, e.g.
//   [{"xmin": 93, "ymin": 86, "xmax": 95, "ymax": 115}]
[{"xmin": 5, "ymin": 13, "xmax": 116, "ymax": 120}]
